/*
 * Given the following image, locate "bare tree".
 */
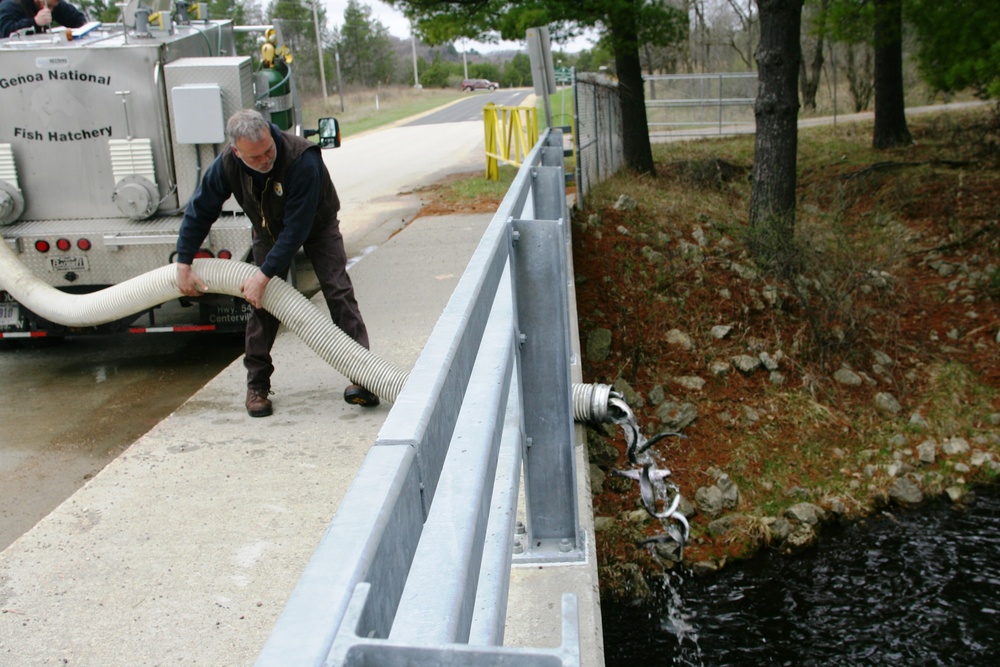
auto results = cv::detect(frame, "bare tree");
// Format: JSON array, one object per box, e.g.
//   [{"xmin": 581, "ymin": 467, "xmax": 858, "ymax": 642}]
[
  {"xmin": 675, "ymin": 0, "xmax": 695, "ymax": 72},
  {"xmin": 843, "ymin": 42, "xmax": 874, "ymax": 112},
  {"xmin": 822, "ymin": 0, "xmax": 875, "ymax": 112},
  {"xmin": 692, "ymin": 0, "xmax": 710, "ymax": 72},
  {"xmin": 726, "ymin": 0, "xmax": 757, "ymax": 69},
  {"xmin": 799, "ymin": 0, "xmax": 829, "ymax": 110}
]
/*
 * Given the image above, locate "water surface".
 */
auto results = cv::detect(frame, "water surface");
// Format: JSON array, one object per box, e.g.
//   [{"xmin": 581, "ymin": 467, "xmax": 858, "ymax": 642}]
[{"xmin": 603, "ymin": 485, "xmax": 1000, "ymax": 666}]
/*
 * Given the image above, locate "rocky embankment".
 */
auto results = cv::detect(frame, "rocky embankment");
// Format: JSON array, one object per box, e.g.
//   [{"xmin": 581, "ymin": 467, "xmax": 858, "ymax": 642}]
[{"xmin": 579, "ymin": 190, "xmax": 1000, "ymax": 598}]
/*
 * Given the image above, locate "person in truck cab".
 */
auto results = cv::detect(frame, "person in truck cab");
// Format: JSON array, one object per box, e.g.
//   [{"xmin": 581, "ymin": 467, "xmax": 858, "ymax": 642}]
[
  {"xmin": 175, "ymin": 109, "xmax": 380, "ymax": 418},
  {"xmin": 0, "ymin": 0, "xmax": 86, "ymax": 38}
]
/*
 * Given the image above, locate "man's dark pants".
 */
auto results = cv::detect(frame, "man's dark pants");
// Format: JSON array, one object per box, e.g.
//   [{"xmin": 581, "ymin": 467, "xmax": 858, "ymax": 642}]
[{"xmin": 244, "ymin": 219, "xmax": 369, "ymax": 391}]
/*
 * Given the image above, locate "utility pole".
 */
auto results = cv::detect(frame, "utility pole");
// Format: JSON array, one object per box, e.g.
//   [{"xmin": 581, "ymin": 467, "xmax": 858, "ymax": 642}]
[
  {"xmin": 311, "ymin": 0, "xmax": 327, "ymax": 103},
  {"xmin": 410, "ymin": 22, "xmax": 421, "ymax": 88},
  {"xmin": 335, "ymin": 49, "xmax": 345, "ymax": 112}
]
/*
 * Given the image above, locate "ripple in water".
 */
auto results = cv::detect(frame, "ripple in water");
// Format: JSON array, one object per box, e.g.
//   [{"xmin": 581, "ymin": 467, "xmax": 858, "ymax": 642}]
[{"xmin": 602, "ymin": 485, "xmax": 1000, "ymax": 666}]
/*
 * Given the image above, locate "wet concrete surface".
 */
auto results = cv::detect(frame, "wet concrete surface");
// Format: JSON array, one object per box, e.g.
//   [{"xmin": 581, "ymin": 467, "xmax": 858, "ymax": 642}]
[
  {"xmin": 0, "ymin": 260, "xmax": 326, "ymax": 551},
  {"xmin": 0, "ymin": 333, "xmax": 245, "ymax": 550}
]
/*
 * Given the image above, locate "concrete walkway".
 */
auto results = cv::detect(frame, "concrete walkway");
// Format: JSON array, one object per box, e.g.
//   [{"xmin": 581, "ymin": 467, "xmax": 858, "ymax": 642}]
[{"xmin": 0, "ymin": 212, "xmax": 604, "ymax": 666}]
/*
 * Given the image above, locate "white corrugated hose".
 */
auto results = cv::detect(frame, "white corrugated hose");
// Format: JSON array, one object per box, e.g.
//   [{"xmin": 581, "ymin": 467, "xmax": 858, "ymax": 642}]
[
  {"xmin": 0, "ymin": 239, "xmax": 408, "ymax": 403},
  {"xmin": 0, "ymin": 239, "xmax": 614, "ymax": 420}
]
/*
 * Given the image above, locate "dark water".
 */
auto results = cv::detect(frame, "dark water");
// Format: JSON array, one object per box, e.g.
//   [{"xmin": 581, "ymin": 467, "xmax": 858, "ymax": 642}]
[{"xmin": 602, "ymin": 485, "xmax": 1000, "ymax": 666}]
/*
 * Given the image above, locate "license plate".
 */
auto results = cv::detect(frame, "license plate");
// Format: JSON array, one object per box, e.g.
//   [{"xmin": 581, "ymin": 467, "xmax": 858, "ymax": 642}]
[
  {"xmin": 48, "ymin": 255, "xmax": 88, "ymax": 272},
  {"xmin": 0, "ymin": 302, "xmax": 19, "ymax": 326},
  {"xmin": 200, "ymin": 300, "xmax": 253, "ymax": 326}
]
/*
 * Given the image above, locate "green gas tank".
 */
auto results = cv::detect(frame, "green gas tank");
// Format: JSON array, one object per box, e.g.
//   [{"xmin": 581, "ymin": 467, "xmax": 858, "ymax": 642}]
[{"xmin": 259, "ymin": 61, "xmax": 293, "ymax": 130}]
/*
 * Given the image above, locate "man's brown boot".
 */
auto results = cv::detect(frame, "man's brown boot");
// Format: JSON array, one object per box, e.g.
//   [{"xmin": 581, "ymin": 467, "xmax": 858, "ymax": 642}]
[
  {"xmin": 246, "ymin": 388, "xmax": 273, "ymax": 418},
  {"xmin": 344, "ymin": 384, "xmax": 379, "ymax": 407}
]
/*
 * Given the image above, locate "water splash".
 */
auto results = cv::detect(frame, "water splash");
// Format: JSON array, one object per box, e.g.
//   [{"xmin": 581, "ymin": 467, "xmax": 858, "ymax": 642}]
[{"xmin": 659, "ymin": 571, "xmax": 700, "ymax": 646}]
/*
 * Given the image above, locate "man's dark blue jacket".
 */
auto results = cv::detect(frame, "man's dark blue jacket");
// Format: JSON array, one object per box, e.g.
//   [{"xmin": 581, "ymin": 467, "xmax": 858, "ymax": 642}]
[{"xmin": 0, "ymin": 0, "xmax": 85, "ymax": 39}]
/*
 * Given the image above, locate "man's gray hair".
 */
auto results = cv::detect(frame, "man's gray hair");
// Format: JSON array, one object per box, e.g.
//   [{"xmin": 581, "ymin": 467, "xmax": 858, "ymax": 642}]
[{"xmin": 226, "ymin": 109, "xmax": 270, "ymax": 145}]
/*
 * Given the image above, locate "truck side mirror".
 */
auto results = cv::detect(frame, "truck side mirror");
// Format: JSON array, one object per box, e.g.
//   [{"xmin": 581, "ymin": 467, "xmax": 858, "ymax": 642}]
[
  {"xmin": 304, "ymin": 117, "xmax": 341, "ymax": 148},
  {"xmin": 316, "ymin": 117, "xmax": 340, "ymax": 148}
]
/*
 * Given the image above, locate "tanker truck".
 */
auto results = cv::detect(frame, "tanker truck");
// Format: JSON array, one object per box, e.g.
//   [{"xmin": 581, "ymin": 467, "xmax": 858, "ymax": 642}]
[{"xmin": 0, "ymin": 2, "xmax": 338, "ymax": 338}]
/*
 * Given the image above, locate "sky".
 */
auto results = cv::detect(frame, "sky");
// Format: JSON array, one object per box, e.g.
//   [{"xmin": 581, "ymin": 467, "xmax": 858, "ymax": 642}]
[{"xmin": 320, "ymin": 0, "xmax": 597, "ymax": 54}]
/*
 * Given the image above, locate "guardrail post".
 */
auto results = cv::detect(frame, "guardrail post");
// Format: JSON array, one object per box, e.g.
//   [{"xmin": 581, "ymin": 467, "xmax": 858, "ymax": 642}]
[{"xmin": 510, "ymin": 129, "xmax": 581, "ymax": 562}]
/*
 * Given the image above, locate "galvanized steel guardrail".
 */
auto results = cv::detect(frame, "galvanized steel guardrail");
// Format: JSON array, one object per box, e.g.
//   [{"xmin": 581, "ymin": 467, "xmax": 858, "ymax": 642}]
[{"xmin": 255, "ymin": 128, "xmax": 583, "ymax": 667}]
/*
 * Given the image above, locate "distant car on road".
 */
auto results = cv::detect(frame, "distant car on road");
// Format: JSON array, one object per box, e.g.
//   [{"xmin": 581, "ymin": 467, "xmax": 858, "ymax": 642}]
[{"xmin": 461, "ymin": 78, "xmax": 500, "ymax": 92}]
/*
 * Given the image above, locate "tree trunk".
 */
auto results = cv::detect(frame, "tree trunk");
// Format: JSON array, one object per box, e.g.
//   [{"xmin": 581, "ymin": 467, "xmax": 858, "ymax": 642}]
[
  {"xmin": 798, "ymin": 37, "xmax": 824, "ymax": 110},
  {"xmin": 694, "ymin": 0, "xmax": 709, "ymax": 71},
  {"xmin": 798, "ymin": 0, "xmax": 828, "ymax": 111},
  {"xmin": 872, "ymin": 0, "xmax": 911, "ymax": 148},
  {"xmin": 750, "ymin": 0, "xmax": 803, "ymax": 274},
  {"xmin": 610, "ymin": 12, "xmax": 656, "ymax": 176},
  {"xmin": 845, "ymin": 43, "xmax": 874, "ymax": 112},
  {"xmin": 726, "ymin": 0, "xmax": 756, "ymax": 69},
  {"xmin": 680, "ymin": 0, "xmax": 695, "ymax": 72},
  {"xmin": 644, "ymin": 43, "xmax": 657, "ymax": 100}
]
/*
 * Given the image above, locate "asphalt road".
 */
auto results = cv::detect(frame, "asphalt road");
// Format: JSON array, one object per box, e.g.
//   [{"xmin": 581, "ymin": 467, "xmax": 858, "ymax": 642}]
[
  {"xmin": 328, "ymin": 88, "xmax": 529, "ymax": 256},
  {"xmin": 404, "ymin": 89, "xmax": 532, "ymax": 125},
  {"xmin": 0, "ymin": 90, "xmax": 530, "ymax": 551}
]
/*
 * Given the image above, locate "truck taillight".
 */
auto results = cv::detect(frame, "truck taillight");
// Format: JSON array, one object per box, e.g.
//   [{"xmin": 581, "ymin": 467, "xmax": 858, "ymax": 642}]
[
  {"xmin": 56, "ymin": 238, "xmax": 72, "ymax": 251},
  {"xmin": 77, "ymin": 239, "xmax": 92, "ymax": 251},
  {"xmin": 218, "ymin": 250, "xmax": 232, "ymax": 259},
  {"xmin": 194, "ymin": 250, "xmax": 214, "ymax": 259},
  {"xmin": 35, "ymin": 240, "xmax": 50, "ymax": 253}
]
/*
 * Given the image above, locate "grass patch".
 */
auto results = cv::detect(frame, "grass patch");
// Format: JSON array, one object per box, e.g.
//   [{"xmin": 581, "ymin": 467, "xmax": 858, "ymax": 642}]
[
  {"xmin": 446, "ymin": 165, "xmax": 517, "ymax": 201},
  {"xmin": 409, "ymin": 164, "xmax": 519, "ymax": 218},
  {"xmin": 920, "ymin": 362, "xmax": 998, "ymax": 437},
  {"xmin": 540, "ymin": 87, "xmax": 575, "ymax": 130}
]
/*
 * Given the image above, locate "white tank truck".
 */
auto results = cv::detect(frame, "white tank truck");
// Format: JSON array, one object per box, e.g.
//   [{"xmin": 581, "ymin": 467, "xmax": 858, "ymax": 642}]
[{"xmin": 0, "ymin": 1, "xmax": 338, "ymax": 338}]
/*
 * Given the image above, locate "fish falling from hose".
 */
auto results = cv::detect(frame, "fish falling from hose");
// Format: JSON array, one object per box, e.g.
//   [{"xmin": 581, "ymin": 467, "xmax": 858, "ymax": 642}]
[{"xmin": 606, "ymin": 392, "xmax": 690, "ymax": 547}]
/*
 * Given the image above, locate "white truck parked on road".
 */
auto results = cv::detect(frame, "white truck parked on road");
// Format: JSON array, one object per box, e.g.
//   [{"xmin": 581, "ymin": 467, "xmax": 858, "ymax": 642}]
[{"xmin": 0, "ymin": 4, "xmax": 334, "ymax": 338}]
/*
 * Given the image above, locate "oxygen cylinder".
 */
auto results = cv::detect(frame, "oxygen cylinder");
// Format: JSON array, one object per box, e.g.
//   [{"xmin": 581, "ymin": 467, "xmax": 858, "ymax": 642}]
[{"xmin": 261, "ymin": 62, "xmax": 292, "ymax": 130}]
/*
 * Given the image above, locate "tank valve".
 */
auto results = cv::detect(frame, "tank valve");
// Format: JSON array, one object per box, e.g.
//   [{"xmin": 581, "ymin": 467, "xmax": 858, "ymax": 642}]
[
  {"xmin": 0, "ymin": 181, "xmax": 24, "ymax": 226},
  {"xmin": 112, "ymin": 176, "xmax": 159, "ymax": 220}
]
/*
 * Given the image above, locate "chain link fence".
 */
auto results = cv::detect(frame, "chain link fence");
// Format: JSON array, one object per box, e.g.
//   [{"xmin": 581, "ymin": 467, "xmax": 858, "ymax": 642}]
[
  {"xmin": 645, "ymin": 72, "xmax": 757, "ymax": 138},
  {"xmin": 573, "ymin": 71, "xmax": 757, "ymax": 206}
]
